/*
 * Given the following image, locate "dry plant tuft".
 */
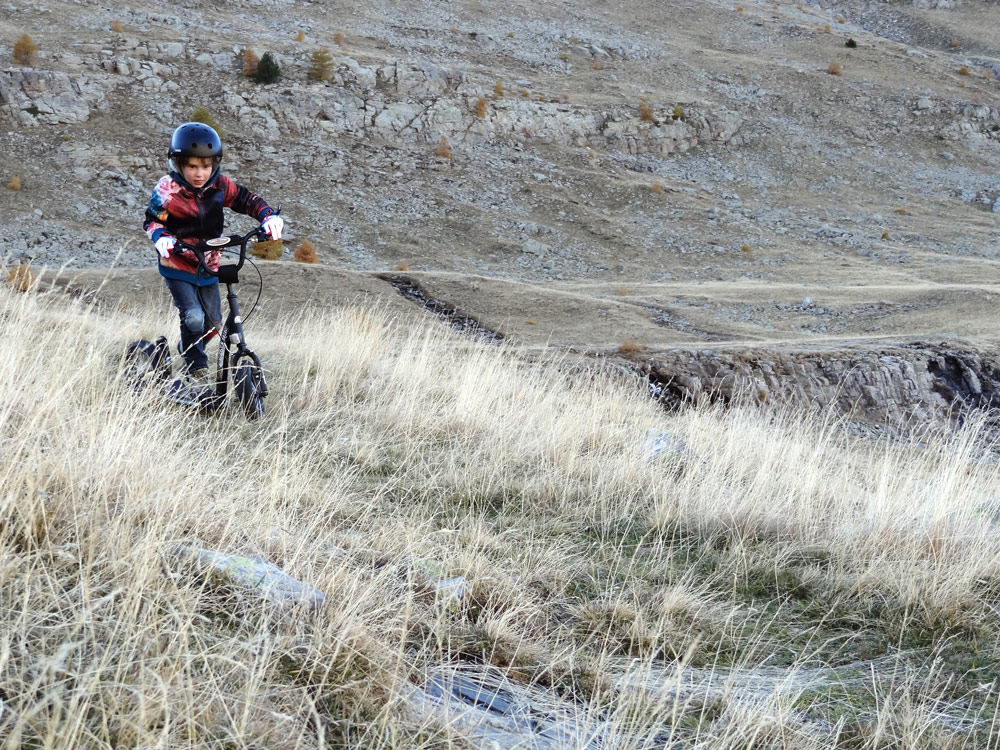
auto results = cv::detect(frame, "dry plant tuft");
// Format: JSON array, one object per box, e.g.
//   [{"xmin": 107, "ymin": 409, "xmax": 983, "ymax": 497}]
[
  {"xmin": 450, "ymin": 26, "xmax": 458, "ymax": 34},
  {"xmin": 593, "ymin": 59, "xmax": 602, "ymax": 70},
  {"xmin": 638, "ymin": 98, "xmax": 655, "ymax": 122},
  {"xmin": 475, "ymin": 95, "xmax": 488, "ymax": 118},
  {"xmin": 741, "ymin": 243, "xmax": 752, "ymax": 252},
  {"xmin": 494, "ymin": 79, "xmax": 504, "ymax": 97},
  {"xmin": 827, "ymin": 60, "xmax": 843, "ymax": 75},
  {"xmin": 396, "ymin": 262, "xmax": 410, "ymax": 271},
  {"xmin": 7, "ymin": 263, "xmax": 34, "ymax": 291},
  {"xmin": 616, "ymin": 287, "xmax": 629, "ymax": 296},
  {"xmin": 737, "ymin": 5, "xmax": 744, "ymax": 11},
  {"xmin": 13, "ymin": 33, "xmax": 38, "ymax": 65},
  {"xmin": 333, "ymin": 32, "xmax": 345, "ymax": 46},
  {"xmin": 110, "ymin": 19, "xmax": 124, "ymax": 33},
  {"xmin": 881, "ymin": 230, "xmax": 890, "ymax": 239},
  {"xmin": 650, "ymin": 181, "xmax": 663, "ymax": 193},
  {"xmin": 672, "ymin": 104, "xmax": 684, "ymax": 119},
  {"xmin": 294, "ymin": 239, "xmax": 318, "ymax": 263},
  {"xmin": 521, "ymin": 89, "xmax": 530, "ymax": 98},
  {"xmin": 434, "ymin": 136, "xmax": 452, "ymax": 159},
  {"xmin": 250, "ymin": 239, "xmax": 283, "ymax": 259},
  {"xmin": 295, "ymin": 30, "xmax": 306, "ymax": 42},
  {"xmin": 822, "ymin": 23, "xmax": 832, "ymax": 32},
  {"xmin": 951, "ymin": 39, "xmax": 961, "ymax": 48},
  {"xmin": 618, "ymin": 340, "xmax": 643, "ymax": 354},
  {"xmin": 7, "ymin": 175, "xmax": 21, "ymax": 190},
  {"xmin": 242, "ymin": 48, "xmax": 259, "ymax": 76},
  {"xmin": 959, "ymin": 65, "xmax": 971, "ymax": 76}
]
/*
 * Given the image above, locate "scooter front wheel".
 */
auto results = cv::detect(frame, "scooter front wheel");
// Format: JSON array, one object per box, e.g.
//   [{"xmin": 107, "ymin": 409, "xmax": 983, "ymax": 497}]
[{"xmin": 233, "ymin": 360, "xmax": 266, "ymax": 420}]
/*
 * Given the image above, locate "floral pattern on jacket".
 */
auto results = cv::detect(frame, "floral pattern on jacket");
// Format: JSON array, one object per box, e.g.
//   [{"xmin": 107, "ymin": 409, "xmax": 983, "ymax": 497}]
[{"xmin": 143, "ymin": 171, "xmax": 274, "ymax": 278}]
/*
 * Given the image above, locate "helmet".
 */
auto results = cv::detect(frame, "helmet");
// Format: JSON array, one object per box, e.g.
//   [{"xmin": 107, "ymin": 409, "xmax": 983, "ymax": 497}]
[{"xmin": 168, "ymin": 122, "xmax": 222, "ymax": 173}]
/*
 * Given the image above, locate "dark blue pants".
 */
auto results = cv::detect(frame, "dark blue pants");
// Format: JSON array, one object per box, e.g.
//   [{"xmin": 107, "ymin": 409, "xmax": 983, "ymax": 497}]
[{"xmin": 164, "ymin": 278, "xmax": 222, "ymax": 371}]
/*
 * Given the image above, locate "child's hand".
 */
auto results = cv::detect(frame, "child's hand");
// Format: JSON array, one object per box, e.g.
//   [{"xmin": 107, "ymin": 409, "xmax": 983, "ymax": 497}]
[
  {"xmin": 155, "ymin": 236, "xmax": 176, "ymax": 258},
  {"xmin": 262, "ymin": 216, "xmax": 284, "ymax": 240}
]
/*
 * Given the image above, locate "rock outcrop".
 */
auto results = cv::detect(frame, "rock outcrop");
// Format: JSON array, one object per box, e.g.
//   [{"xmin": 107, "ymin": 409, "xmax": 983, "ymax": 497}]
[{"xmin": 642, "ymin": 341, "xmax": 1000, "ymax": 430}]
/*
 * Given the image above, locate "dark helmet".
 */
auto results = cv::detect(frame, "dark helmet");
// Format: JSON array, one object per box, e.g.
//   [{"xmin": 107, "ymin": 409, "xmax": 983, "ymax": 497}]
[{"xmin": 168, "ymin": 122, "xmax": 222, "ymax": 173}]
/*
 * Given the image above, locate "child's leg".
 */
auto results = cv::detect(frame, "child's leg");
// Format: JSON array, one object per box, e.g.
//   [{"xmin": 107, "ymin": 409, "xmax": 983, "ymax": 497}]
[{"xmin": 164, "ymin": 277, "xmax": 211, "ymax": 371}]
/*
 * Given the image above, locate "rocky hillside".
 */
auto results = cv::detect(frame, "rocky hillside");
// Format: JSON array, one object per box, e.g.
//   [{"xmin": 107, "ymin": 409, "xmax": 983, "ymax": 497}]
[{"xmin": 2, "ymin": 0, "xmax": 1000, "ymax": 427}]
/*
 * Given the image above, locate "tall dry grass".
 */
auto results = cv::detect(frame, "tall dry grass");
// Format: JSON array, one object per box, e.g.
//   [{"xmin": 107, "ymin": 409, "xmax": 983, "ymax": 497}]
[{"xmin": 2, "ymin": 279, "xmax": 1000, "ymax": 748}]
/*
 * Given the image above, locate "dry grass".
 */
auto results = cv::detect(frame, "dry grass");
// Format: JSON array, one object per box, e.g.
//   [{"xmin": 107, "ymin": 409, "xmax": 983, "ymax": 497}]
[
  {"xmin": 2, "ymin": 283, "xmax": 1000, "ymax": 747},
  {"xmin": 7, "ymin": 175, "xmax": 21, "ymax": 190},
  {"xmin": 827, "ymin": 60, "xmax": 843, "ymax": 76}
]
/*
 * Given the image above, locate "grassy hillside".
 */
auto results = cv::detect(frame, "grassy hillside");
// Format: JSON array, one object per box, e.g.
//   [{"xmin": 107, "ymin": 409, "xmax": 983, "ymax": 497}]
[{"xmin": 2, "ymin": 280, "xmax": 1000, "ymax": 749}]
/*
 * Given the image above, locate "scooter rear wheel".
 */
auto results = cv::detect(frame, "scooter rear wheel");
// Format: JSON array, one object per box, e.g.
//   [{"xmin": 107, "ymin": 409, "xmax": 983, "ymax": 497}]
[{"xmin": 123, "ymin": 337, "xmax": 171, "ymax": 392}]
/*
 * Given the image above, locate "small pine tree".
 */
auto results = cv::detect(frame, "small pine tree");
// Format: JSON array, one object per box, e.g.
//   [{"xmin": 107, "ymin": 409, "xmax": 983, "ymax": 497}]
[
  {"xmin": 242, "ymin": 48, "xmax": 259, "ymax": 77},
  {"xmin": 309, "ymin": 47, "xmax": 333, "ymax": 81},
  {"xmin": 190, "ymin": 106, "xmax": 224, "ymax": 137},
  {"xmin": 254, "ymin": 52, "xmax": 281, "ymax": 84},
  {"xmin": 13, "ymin": 34, "xmax": 38, "ymax": 66}
]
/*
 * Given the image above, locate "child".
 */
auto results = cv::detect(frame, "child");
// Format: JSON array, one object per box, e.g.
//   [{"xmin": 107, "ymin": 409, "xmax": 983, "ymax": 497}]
[{"xmin": 142, "ymin": 122, "xmax": 284, "ymax": 382}]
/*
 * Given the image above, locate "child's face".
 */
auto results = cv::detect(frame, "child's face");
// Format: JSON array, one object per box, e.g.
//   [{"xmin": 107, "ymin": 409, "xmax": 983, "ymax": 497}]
[{"xmin": 180, "ymin": 156, "xmax": 215, "ymax": 188}]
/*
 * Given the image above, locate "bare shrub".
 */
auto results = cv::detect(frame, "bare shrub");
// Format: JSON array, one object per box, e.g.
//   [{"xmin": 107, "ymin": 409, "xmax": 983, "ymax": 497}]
[
  {"xmin": 638, "ymin": 98, "xmax": 655, "ymax": 122},
  {"xmin": 434, "ymin": 136, "xmax": 452, "ymax": 159},
  {"xmin": 242, "ymin": 48, "xmax": 259, "ymax": 77},
  {"xmin": 294, "ymin": 239, "xmax": 318, "ymax": 263},
  {"xmin": 827, "ymin": 60, "xmax": 843, "ymax": 75}
]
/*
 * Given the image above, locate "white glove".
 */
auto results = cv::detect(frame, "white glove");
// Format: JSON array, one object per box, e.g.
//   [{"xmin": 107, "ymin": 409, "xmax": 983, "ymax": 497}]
[
  {"xmin": 155, "ymin": 236, "xmax": 176, "ymax": 258},
  {"xmin": 262, "ymin": 215, "xmax": 284, "ymax": 240}
]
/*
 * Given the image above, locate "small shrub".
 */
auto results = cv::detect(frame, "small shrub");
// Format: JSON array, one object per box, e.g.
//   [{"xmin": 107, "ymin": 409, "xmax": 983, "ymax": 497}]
[
  {"xmin": 250, "ymin": 239, "xmax": 283, "ymax": 259},
  {"xmin": 294, "ymin": 239, "xmax": 318, "ymax": 263},
  {"xmin": 650, "ymin": 181, "xmax": 663, "ymax": 193},
  {"xmin": 741, "ymin": 243, "xmax": 752, "ymax": 252},
  {"xmin": 507, "ymin": 31, "xmax": 514, "ymax": 38},
  {"xmin": 333, "ymin": 32, "xmax": 345, "ymax": 47},
  {"xmin": 111, "ymin": 19, "xmax": 124, "ymax": 33},
  {"xmin": 434, "ymin": 136, "xmax": 452, "ymax": 159},
  {"xmin": 190, "ymin": 106, "xmax": 223, "ymax": 136},
  {"xmin": 309, "ymin": 47, "xmax": 333, "ymax": 81},
  {"xmin": 395, "ymin": 262, "xmax": 409, "ymax": 271},
  {"xmin": 827, "ymin": 60, "xmax": 843, "ymax": 75},
  {"xmin": 737, "ymin": 6, "xmax": 744, "ymax": 11},
  {"xmin": 593, "ymin": 60, "xmax": 602, "ymax": 70},
  {"xmin": 254, "ymin": 52, "xmax": 281, "ymax": 84},
  {"xmin": 672, "ymin": 104, "xmax": 684, "ymax": 119},
  {"xmin": 951, "ymin": 39, "xmax": 961, "ymax": 48},
  {"xmin": 7, "ymin": 175, "xmax": 21, "ymax": 190},
  {"xmin": 449, "ymin": 27, "xmax": 458, "ymax": 34},
  {"xmin": 881, "ymin": 230, "xmax": 889, "ymax": 239},
  {"xmin": 845, "ymin": 38, "xmax": 857, "ymax": 48},
  {"xmin": 822, "ymin": 23, "xmax": 831, "ymax": 32},
  {"xmin": 837, "ymin": 16, "xmax": 845, "ymax": 23},
  {"xmin": 618, "ymin": 341, "xmax": 643, "ymax": 355},
  {"xmin": 242, "ymin": 48, "xmax": 259, "ymax": 77},
  {"xmin": 521, "ymin": 89, "xmax": 530, "ymax": 98},
  {"xmin": 959, "ymin": 65, "xmax": 971, "ymax": 76},
  {"xmin": 13, "ymin": 34, "xmax": 38, "ymax": 66},
  {"xmin": 638, "ymin": 98, "xmax": 655, "ymax": 122},
  {"xmin": 295, "ymin": 30, "xmax": 306, "ymax": 42},
  {"xmin": 526, "ymin": 319, "xmax": 537, "ymax": 325},
  {"xmin": 616, "ymin": 287, "xmax": 629, "ymax": 296},
  {"xmin": 7, "ymin": 263, "xmax": 34, "ymax": 292},
  {"xmin": 475, "ymin": 95, "xmax": 488, "ymax": 118},
  {"xmin": 895, "ymin": 207, "xmax": 907, "ymax": 214},
  {"xmin": 494, "ymin": 79, "xmax": 504, "ymax": 96}
]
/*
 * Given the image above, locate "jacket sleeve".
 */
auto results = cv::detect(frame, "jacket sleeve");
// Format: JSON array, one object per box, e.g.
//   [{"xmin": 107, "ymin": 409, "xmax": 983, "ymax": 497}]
[
  {"xmin": 143, "ymin": 176, "xmax": 174, "ymax": 243},
  {"xmin": 219, "ymin": 174, "xmax": 274, "ymax": 223}
]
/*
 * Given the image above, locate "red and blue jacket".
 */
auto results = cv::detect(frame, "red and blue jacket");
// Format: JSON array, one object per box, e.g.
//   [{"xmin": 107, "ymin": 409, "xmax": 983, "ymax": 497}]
[{"xmin": 143, "ymin": 170, "xmax": 275, "ymax": 285}]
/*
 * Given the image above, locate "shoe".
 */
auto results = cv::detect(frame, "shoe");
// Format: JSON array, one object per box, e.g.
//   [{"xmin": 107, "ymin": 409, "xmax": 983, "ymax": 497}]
[{"xmin": 187, "ymin": 367, "xmax": 211, "ymax": 385}]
